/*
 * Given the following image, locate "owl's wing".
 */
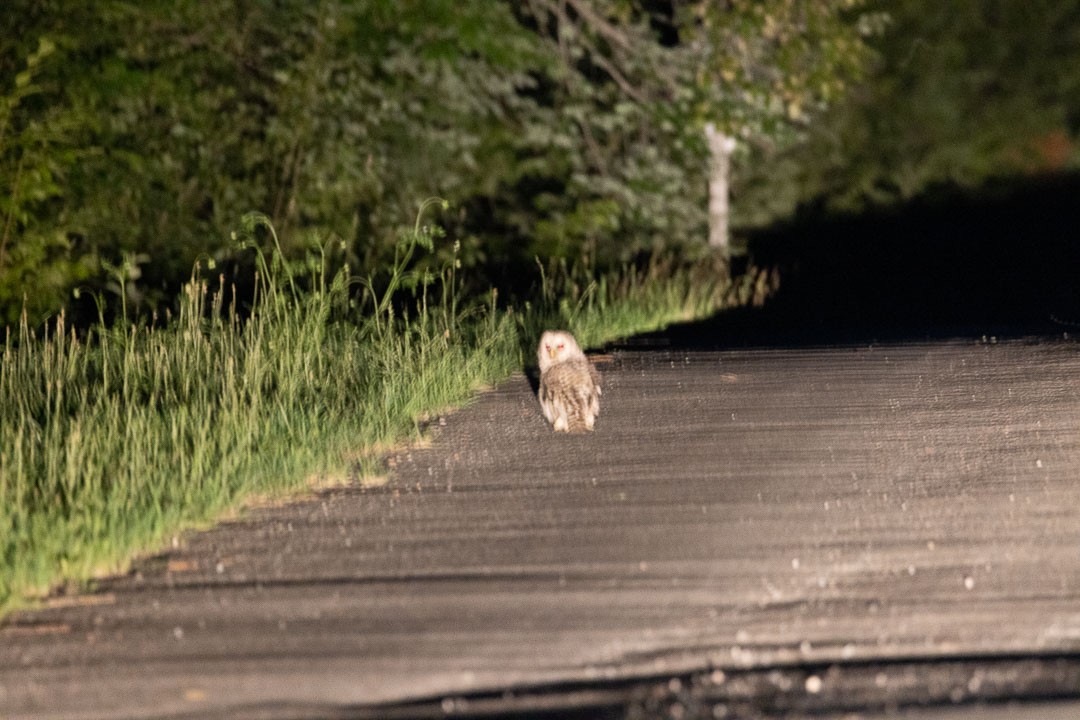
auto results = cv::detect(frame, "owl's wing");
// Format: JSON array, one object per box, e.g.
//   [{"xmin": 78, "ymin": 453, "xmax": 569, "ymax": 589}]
[
  {"xmin": 538, "ymin": 374, "xmax": 557, "ymax": 424},
  {"xmin": 587, "ymin": 361, "xmax": 602, "ymax": 395}
]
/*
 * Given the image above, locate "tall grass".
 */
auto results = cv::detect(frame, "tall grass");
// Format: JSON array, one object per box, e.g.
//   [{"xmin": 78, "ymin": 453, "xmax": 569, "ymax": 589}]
[
  {"xmin": 0, "ymin": 208, "xmax": 769, "ymax": 614},
  {"xmin": 531, "ymin": 253, "xmax": 774, "ymax": 350}
]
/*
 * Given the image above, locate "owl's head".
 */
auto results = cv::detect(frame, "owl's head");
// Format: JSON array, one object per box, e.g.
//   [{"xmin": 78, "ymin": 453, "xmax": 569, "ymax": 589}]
[{"xmin": 538, "ymin": 330, "xmax": 584, "ymax": 371}]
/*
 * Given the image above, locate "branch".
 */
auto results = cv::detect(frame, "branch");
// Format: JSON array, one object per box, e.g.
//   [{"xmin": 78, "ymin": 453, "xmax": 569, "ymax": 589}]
[
  {"xmin": 560, "ymin": 0, "xmax": 632, "ymax": 51},
  {"xmin": 530, "ymin": 0, "xmax": 652, "ymax": 104},
  {"xmin": 0, "ymin": 155, "xmax": 24, "ymax": 271},
  {"xmin": 587, "ymin": 49, "xmax": 650, "ymax": 104}
]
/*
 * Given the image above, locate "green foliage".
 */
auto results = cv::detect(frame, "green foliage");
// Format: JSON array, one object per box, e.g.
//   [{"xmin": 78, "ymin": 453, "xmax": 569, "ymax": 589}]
[
  {"xmin": 0, "ymin": 35, "xmax": 98, "ymax": 324},
  {"xmin": 680, "ymin": 0, "xmax": 883, "ymax": 139},
  {"xmin": 0, "ymin": 0, "xmax": 551, "ymax": 320}
]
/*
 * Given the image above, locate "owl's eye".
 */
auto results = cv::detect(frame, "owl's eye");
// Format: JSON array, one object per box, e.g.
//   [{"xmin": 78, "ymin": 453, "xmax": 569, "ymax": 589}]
[{"xmin": 557, "ymin": 343, "xmax": 564, "ymax": 350}]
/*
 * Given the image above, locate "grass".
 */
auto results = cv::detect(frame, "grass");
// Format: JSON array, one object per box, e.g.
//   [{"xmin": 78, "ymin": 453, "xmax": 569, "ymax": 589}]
[
  {"xmin": 527, "ymin": 252, "xmax": 774, "ymax": 350},
  {"xmin": 0, "ymin": 208, "xmax": 769, "ymax": 616}
]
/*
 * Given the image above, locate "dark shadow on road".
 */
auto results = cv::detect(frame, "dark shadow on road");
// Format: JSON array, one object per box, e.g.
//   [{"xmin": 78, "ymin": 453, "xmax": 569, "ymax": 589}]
[
  {"xmin": 637, "ymin": 172, "xmax": 1080, "ymax": 349},
  {"xmin": 328, "ymin": 653, "xmax": 1080, "ymax": 720}
]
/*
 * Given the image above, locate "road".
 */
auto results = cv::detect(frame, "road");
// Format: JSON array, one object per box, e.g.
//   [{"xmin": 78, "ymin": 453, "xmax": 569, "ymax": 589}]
[{"xmin": 2, "ymin": 338, "xmax": 1080, "ymax": 719}]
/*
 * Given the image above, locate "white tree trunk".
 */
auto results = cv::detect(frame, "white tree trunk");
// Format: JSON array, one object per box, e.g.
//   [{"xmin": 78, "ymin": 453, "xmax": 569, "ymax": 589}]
[{"xmin": 704, "ymin": 123, "xmax": 737, "ymax": 255}]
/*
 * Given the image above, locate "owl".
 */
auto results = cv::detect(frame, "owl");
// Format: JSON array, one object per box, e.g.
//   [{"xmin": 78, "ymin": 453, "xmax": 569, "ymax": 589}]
[{"xmin": 537, "ymin": 330, "xmax": 601, "ymax": 432}]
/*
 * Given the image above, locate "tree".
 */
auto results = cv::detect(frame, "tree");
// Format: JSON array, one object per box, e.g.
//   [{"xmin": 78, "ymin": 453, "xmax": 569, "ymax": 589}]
[
  {"xmin": 680, "ymin": 1, "xmax": 880, "ymax": 252},
  {"xmin": 514, "ymin": 0, "xmax": 878, "ymax": 258}
]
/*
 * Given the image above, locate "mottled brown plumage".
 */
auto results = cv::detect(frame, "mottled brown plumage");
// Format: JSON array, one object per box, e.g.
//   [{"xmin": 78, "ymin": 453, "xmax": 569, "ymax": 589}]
[{"xmin": 537, "ymin": 330, "xmax": 601, "ymax": 432}]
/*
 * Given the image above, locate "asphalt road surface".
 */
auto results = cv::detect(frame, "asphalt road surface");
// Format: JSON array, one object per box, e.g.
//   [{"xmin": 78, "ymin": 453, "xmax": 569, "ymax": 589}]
[{"xmin": 3, "ymin": 338, "xmax": 1080, "ymax": 719}]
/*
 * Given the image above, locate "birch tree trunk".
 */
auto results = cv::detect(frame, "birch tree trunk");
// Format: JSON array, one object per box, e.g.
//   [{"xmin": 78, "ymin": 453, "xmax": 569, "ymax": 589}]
[{"xmin": 704, "ymin": 123, "xmax": 737, "ymax": 256}]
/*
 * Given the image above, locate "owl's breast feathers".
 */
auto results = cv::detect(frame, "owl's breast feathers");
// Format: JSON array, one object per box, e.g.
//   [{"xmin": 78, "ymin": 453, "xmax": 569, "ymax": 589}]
[{"xmin": 539, "ymin": 358, "xmax": 601, "ymax": 432}]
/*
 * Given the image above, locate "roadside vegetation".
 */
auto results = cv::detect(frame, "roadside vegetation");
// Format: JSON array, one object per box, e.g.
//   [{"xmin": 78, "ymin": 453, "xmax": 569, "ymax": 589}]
[{"xmin": 0, "ymin": 204, "xmax": 767, "ymax": 614}]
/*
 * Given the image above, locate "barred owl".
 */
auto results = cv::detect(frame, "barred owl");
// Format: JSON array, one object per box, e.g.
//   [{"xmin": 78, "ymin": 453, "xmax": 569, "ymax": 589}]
[{"xmin": 537, "ymin": 330, "xmax": 601, "ymax": 432}]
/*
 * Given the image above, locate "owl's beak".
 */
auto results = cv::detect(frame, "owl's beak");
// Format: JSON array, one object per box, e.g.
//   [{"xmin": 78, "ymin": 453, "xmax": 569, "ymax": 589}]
[{"xmin": 547, "ymin": 347, "xmax": 557, "ymax": 360}]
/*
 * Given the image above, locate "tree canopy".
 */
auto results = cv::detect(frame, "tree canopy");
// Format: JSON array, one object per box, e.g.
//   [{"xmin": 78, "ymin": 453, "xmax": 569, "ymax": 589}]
[{"xmin": 1, "ymin": 1, "xmax": 888, "ymax": 324}]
